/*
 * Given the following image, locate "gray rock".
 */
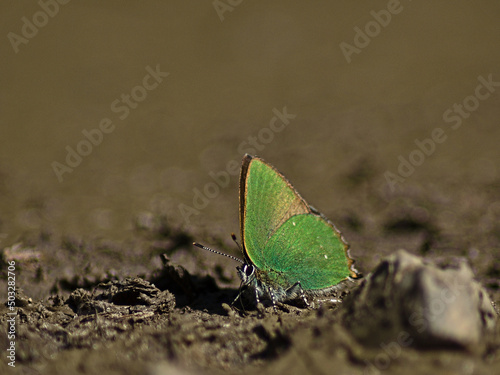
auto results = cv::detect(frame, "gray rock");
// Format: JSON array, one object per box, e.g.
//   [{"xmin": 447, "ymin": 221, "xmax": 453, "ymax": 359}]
[{"xmin": 342, "ymin": 250, "xmax": 497, "ymax": 350}]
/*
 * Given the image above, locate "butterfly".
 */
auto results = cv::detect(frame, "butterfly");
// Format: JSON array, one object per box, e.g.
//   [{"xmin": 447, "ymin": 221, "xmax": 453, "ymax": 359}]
[{"xmin": 194, "ymin": 154, "xmax": 360, "ymax": 308}]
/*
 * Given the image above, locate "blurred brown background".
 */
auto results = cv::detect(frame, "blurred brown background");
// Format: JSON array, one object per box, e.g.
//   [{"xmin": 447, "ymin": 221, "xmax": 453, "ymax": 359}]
[{"xmin": 1, "ymin": 0, "xmax": 499, "ymax": 251}]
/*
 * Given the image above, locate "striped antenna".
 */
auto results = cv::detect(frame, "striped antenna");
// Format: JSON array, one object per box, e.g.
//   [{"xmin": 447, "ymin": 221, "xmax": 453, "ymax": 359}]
[
  {"xmin": 193, "ymin": 242, "xmax": 245, "ymax": 264},
  {"xmin": 231, "ymin": 233, "xmax": 242, "ymax": 251}
]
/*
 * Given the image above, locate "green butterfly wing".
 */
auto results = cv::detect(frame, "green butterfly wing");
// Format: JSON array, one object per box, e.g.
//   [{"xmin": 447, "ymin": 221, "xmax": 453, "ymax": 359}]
[
  {"xmin": 263, "ymin": 214, "xmax": 352, "ymax": 290},
  {"xmin": 240, "ymin": 155, "xmax": 309, "ymax": 265},
  {"xmin": 239, "ymin": 154, "xmax": 357, "ymax": 290}
]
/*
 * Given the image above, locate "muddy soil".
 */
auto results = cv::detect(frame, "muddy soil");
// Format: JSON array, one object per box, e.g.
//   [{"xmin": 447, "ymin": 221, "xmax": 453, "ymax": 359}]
[{"xmin": 1, "ymin": 1, "xmax": 500, "ymax": 374}]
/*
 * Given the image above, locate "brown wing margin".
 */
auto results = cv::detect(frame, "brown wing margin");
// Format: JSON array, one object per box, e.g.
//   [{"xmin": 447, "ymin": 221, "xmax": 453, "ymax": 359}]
[
  {"xmin": 309, "ymin": 206, "xmax": 362, "ymax": 279},
  {"xmin": 238, "ymin": 154, "xmax": 254, "ymax": 263}
]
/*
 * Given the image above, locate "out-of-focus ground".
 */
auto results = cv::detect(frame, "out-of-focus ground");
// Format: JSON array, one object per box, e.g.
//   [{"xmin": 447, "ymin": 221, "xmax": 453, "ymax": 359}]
[{"xmin": 1, "ymin": 1, "xmax": 499, "ymax": 374}]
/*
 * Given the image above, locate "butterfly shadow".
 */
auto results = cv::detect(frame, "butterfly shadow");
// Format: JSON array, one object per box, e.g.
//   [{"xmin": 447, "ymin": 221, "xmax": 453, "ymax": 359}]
[{"xmin": 150, "ymin": 256, "xmax": 245, "ymax": 316}]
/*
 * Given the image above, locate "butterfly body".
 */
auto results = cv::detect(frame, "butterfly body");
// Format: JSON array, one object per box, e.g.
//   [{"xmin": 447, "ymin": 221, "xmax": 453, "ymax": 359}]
[
  {"xmin": 194, "ymin": 154, "xmax": 360, "ymax": 308},
  {"xmin": 236, "ymin": 154, "xmax": 359, "ymax": 307},
  {"xmin": 237, "ymin": 263, "xmax": 304, "ymax": 305}
]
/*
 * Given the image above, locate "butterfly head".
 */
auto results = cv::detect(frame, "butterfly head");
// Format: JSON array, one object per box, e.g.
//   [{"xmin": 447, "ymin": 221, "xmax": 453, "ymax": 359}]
[{"xmin": 236, "ymin": 263, "xmax": 256, "ymax": 286}]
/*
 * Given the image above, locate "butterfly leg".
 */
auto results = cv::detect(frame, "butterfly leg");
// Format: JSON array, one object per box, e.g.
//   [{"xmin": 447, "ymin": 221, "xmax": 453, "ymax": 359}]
[
  {"xmin": 231, "ymin": 290, "xmax": 242, "ymax": 306},
  {"xmin": 287, "ymin": 281, "xmax": 310, "ymax": 307},
  {"xmin": 268, "ymin": 289, "xmax": 279, "ymax": 311},
  {"xmin": 254, "ymin": 287, "xmax": 261, "ymax": 306},
  {"xmin": 298, "ymin": 283, "xmax": 310, "ymax": 307}
]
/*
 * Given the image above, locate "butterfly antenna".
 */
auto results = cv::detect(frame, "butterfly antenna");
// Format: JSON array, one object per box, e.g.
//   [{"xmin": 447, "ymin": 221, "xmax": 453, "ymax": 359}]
[
  {"xmin": 193, "ymin": 242, "xmax": 245, "ymax": 264},
  {"xmin": 231, "ymin": 233, "xmax": 242, "ymax": 251}
]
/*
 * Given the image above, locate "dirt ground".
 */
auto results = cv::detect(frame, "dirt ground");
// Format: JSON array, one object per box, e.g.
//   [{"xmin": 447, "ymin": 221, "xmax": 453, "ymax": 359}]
[{"xmin": 1, "ymin": 1, "xmax": 500, "ymax": 374}]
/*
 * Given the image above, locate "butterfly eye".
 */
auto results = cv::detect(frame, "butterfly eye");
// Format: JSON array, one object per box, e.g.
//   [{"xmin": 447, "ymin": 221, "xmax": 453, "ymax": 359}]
[{"xmin": 244, "ymin": 264, "xmax": 254, "ymax": 277}]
